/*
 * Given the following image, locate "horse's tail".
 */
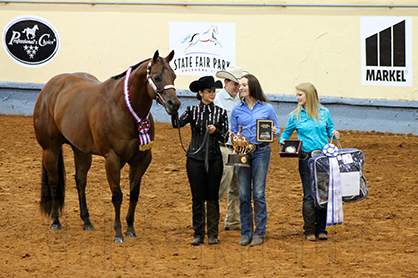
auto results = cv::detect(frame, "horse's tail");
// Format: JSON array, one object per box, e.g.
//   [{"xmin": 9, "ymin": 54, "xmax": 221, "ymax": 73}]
[{"xmin": 40, "ymin": 149, "xmax": 65, "ymax": 215}]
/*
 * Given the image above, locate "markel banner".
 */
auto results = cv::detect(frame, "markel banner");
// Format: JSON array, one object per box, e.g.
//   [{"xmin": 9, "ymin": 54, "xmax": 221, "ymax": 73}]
[
  {"xmin": 361, "ymin": 17, "xmax": 412, "ymax": 87},
  {"xmin": 169, "ymin": 22, "xmax": 236, "ymax": 76}
]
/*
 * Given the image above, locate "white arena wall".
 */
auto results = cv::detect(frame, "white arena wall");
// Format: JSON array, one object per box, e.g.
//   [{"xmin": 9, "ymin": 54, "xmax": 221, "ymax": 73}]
[{"xmin": 1, "ymin": 0, "xmax": 418, "ymax": 134}]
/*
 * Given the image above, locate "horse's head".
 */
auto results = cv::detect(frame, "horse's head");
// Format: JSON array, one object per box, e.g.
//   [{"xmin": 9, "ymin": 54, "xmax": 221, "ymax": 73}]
[{"xmin": 146, "ymin": 50, "xmax": 181, "ymax": 115}]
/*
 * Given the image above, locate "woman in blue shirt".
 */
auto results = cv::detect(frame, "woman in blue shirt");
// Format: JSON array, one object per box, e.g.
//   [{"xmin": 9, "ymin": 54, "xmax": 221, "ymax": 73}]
[
  {"xmin": 279, "ymin": 82, "xmax": 340, "ymax": 241},
  {"xmin": 230, "ymin": 74, "xmax": 280, "ymax": 247}
]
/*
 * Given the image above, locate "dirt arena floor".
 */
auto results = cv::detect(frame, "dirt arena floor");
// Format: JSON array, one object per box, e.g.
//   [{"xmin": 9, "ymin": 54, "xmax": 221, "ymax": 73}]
[{"xmin": 0, "ymin": 114, "xmax": 417, "ymax": 277}]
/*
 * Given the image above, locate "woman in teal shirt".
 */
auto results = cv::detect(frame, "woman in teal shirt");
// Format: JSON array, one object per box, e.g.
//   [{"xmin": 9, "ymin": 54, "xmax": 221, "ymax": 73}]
[{"xmin": 279, "ymin": 82, "xmax": 340, "ymax": 241}]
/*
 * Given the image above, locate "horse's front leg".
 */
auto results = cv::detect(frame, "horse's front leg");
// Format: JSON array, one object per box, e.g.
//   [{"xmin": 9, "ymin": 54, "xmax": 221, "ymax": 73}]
[
  {"xmin": 105, "ymin": 154, "xmax": 124, "ymax": 243},
  {"xmin": 125, "ymin": 150, "xmax": 152, "ymax": 238}
]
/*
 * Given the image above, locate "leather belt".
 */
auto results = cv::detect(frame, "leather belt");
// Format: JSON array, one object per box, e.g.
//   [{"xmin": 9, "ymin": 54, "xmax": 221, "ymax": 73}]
[
  {"xmin": 255, "ymin": 142, "xmax": 269, "ymax": 149},
  {"xmin": 300, "ymin": 150, "xmax": 322, "ymax": 158}
]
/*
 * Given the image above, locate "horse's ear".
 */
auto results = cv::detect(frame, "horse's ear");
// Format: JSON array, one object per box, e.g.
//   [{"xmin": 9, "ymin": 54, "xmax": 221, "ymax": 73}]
[
  {"xmin": 152, "ymin": 50, "xmax": 159, "ymax": 63},
  {"xmin": 166, "ymin": 50, "xmax": 175, "ymax": 63}
]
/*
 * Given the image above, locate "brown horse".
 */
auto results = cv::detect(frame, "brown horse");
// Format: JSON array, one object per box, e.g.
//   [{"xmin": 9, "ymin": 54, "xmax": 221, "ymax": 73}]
[{"xmin": 33, "ymin": 50, "xmax": 180, "ymax": 243}]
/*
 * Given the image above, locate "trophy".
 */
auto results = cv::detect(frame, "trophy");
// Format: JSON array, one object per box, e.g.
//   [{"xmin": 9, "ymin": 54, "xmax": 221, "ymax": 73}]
[{"xmin": 226, "ymin": 127, "xmax": 255, "ymax": 167}]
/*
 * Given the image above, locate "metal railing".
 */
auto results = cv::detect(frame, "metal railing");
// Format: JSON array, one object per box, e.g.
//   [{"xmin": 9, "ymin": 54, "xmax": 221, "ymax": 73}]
[{"xmin": 1, "ymin": 1, "xmax": 418, "ymax": 8}]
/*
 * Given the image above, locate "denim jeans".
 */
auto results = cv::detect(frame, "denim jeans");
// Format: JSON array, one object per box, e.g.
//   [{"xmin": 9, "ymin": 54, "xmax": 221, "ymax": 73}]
[
  {"xmin": 236, "ymin": 145, "xmax": 271, "ymax": 239},
  {"xmin": 299, "ymin": 153, "xmax": 327, "ymax": 236}
]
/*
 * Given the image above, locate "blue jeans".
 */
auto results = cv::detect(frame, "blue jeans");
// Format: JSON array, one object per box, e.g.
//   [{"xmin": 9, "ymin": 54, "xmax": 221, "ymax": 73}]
[
  {"xmin": 299, "ymin": 153, "xmax": 327, "ymax": 236},
  {"xmin": 236, "ymin": 145, "xmax": 271, "ymax": 239}
]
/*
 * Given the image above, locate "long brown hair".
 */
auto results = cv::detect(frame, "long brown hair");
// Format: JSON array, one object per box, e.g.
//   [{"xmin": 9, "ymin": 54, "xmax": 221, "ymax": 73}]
[
  {"xmin": 291, "ymin": 82, "xmax": 322, "ymax": 122},
  {"xmin": 242, "ymin": 74, "xmax": 268, "ymax": 103}
]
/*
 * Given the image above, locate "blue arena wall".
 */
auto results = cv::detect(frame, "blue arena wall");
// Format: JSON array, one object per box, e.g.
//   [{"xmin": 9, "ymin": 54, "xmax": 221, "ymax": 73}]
[{"xmin": 1, "ymin": 82, "xmax": 418, "ymax": 135}]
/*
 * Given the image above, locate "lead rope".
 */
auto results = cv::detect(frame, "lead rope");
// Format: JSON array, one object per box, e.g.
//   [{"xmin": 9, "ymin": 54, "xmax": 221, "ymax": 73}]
[{"xmin": 175, "ymin": 113, "xmax": 211, "ymax": 172}]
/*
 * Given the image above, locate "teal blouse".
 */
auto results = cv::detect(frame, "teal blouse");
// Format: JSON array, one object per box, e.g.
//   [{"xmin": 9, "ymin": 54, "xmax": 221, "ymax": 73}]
[{"xmin": 279, "ymin": 106, "xmax": 336, "ymax": 153}]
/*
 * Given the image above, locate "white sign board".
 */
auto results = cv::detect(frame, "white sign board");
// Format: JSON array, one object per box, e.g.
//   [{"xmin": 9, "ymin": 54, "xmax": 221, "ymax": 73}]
[
  {"xmin": 361, "ymin": 17, "xmax": 412, "ymax": 87},
  {"xmin": 169, "ymin": 22, "xmax": 236, "ymax": 76}
]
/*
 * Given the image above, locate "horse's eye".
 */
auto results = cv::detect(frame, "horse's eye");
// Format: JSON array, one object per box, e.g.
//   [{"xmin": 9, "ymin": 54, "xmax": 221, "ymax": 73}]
[{"xmin": 153, "ymin": 74, "xmax": 162, "ymax": 83}]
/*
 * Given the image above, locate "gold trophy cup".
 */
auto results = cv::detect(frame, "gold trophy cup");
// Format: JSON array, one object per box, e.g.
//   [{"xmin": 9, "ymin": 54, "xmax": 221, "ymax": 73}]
[{"xmin": 226, "ymin": 127, "xmax": 255, "ymax": 167}]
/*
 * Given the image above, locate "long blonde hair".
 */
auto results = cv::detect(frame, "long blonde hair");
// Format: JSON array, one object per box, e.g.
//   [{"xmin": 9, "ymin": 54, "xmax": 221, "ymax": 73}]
[{"xmin": 291, "ymin": 82, "xmax": 322, "ymax": 123}]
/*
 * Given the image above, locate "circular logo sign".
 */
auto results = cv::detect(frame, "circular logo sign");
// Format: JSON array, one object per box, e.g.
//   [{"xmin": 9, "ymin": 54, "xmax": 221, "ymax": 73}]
[{"xmin": 3, "ymin": 15, "xmax": 60, "ymax": 67}]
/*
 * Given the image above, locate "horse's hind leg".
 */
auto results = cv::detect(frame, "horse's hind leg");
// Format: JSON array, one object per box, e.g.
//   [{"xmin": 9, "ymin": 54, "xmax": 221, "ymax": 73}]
[
  {"xmin": 125, "ymin": 150, "xmax": 152, "ymax": 238},
  {"xmin": 41, "ymin": 146, "xmax": 66, "ymax": 230},
  {"xmin": 72, "ymin": 146, "xmax": 95, "ymax": 231}
]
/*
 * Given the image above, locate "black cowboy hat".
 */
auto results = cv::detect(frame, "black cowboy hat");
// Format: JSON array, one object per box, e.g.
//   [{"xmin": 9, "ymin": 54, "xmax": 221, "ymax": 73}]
[{"xmin": 189, "ymin": 76, "xmax": 223, "ymax": 92}]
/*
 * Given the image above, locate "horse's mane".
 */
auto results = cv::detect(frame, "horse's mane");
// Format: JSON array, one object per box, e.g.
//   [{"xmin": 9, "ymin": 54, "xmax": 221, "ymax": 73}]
[{"xmin": 111, "ymin": 58, "xmax": 150, "ymax": 80}]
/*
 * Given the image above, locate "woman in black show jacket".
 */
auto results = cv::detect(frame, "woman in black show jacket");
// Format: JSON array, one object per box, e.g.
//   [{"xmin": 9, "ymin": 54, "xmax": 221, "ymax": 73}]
[{"xmin": 172, "ymin": 76, "xmax": 228, "ymax": 245}]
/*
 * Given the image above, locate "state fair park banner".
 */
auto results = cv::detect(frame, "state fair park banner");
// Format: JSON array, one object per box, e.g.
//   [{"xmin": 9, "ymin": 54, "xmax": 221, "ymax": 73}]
[{"xmin": 169, "ymin": 22, "xmax": 236, "ymax": 76}]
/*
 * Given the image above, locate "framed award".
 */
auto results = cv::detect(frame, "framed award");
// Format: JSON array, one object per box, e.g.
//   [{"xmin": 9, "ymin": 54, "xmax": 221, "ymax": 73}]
[
  {"xmin": 279, "ymin": 139, "xmax": 303, "ymax": 157},
  {"xmin": 256, "ymin": 119, "xmax": 274, "ymax": 142}
]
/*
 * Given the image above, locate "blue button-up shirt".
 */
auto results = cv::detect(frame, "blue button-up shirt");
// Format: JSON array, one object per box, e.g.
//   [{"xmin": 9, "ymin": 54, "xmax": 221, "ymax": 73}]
[
  {"xmin": 279, "ymin": 106, "xmax": 336, "ymax": 152},
  {"xmin": 230, "ymin": 100, "xmax": 280, "ymax": 144}
]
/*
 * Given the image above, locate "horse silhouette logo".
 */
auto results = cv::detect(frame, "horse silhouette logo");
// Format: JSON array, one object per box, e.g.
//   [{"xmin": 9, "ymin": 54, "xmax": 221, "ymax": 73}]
[
  {"xmin": 22, "ymin": 25, "xmax": 39, "ymax": 40},
  {"xmin": 181, "ymin": 25, "xmax": 222, "ymax": 53},
  {"xmin": 3, "ymin": 16, "xmax": 60, "ymax": 67}
]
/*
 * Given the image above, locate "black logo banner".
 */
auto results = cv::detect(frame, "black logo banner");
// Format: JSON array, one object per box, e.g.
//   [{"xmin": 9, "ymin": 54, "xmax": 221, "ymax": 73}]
[{"xmin": 3, "ymin": 16, "xmax": 60, "ymax": 67}]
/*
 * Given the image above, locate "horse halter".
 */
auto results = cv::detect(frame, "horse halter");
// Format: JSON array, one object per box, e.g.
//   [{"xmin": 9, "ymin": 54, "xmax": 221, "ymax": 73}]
[{"xmin": 146, "ymin": 61, "xmax": 175, "ymax": 107}]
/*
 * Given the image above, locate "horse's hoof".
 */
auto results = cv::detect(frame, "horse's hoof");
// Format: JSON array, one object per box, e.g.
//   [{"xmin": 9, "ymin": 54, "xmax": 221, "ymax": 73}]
[
  {"xmin": 51, "ymin": 223, "xmax": 62, "ymax": 230},
  {"xmin": 125, "ymin": 231, "xmax": 137, "ymax": 238},
  {"xmin": 83, "ymin": 224, "xmax": 96, "ymax": 231},
  {"xmin": 114, "ymin": 237, "xmax": 125, "ymax": 243}
]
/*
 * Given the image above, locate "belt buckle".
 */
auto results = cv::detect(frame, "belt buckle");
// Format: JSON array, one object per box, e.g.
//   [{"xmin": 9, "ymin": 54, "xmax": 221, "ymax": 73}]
[{"xmin": 311, "ymin": 150, "xmax": 322, "ymax": 157}]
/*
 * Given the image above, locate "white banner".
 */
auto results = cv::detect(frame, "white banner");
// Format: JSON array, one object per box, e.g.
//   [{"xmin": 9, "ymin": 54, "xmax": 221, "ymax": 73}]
[
  {"xmin": 169, "ymin": 22, "xmax": 236, "ymax": 76},
  {"xmin": 361, "ymin": 17, "xmax": 412, "ymax": 87}
]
